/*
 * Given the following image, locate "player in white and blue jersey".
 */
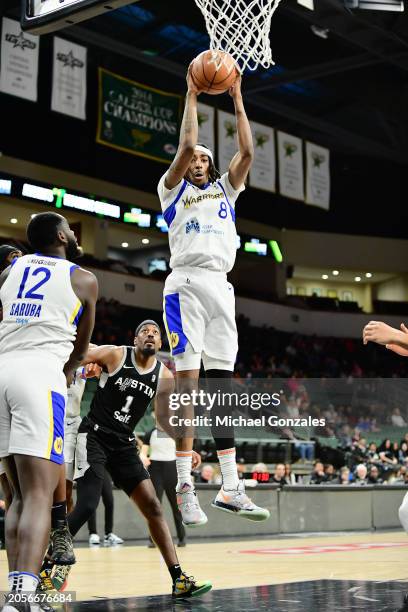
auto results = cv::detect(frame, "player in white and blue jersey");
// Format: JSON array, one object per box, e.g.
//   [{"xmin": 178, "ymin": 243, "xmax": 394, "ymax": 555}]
[
  {"xmin": 0, "ymin": 212, "xmax": 98, "ymax": 606},
  {"xmin": 158, "ymin": 67, "xmax": 269, "ymax": 527}
]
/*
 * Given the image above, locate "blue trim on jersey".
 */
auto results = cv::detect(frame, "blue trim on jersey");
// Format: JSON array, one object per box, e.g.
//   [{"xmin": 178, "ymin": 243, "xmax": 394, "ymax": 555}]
[
  {"xmin": 70, "ymin": 264, "xmax": 79, "ymax": 275},
  {"xmin": 73, "ymin": 305, "xmax": 84, "ymax": 327},
  {"xmin": 217, "ymin": 181, "xmax": 236, "ymax": 223},
  {"xmin": 49, "ymin": 391, "xmax": 65, "ymax": 465},
  {"xmin": 163, "ymin": 180, "xmax": 188, "ymax": 228},
  {"xmin": 164, "ymin": 293, "xmax": 188, "ymax": 356},
  {"xmin": 34, "ymin": 252, "xmax": 63, "ymax": 259},
  {"xmin": 9, "ymin": 257, "xmax": 18, "ymax": 268}
]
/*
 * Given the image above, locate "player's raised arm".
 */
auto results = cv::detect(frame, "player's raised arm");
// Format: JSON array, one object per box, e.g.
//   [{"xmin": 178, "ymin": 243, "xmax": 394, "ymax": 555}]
[
  {"xmin": 63, "ymin": 268, "xmax": 98, "ymax": 381},
  {"xmin": 228, "ymin": 76, "xmax": 254, "ymax": 190},
  {"xmin": 164, "ymin": 66, "xmax": 200, "ymax": 190}
]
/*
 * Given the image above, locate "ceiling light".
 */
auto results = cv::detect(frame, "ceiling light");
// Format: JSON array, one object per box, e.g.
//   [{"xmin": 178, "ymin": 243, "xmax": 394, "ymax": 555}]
[
  {"xmin": 332, "ymin": 270, "xmax": 339, "ymax": 276},
  {"xmin": 355, "ymin": 276, "xmax": 361, "ymax": 282},
  {"xmin": 322, "ymin": 274, "xmax": 328, "ymax": 280},
  {"xmin": 142, "ymin": 238, "xmax": 150, "ymax": 245},
  {"xmin": 365, "ymin": 272, "xmax": 372, "ymax": 278},
  {"xmin": 10, "ymin": 218, "xmax": 17, "ymax": 224},
  {"xmin": 121, "ymin": 242, "xmax": 129, "ymax": 248}
]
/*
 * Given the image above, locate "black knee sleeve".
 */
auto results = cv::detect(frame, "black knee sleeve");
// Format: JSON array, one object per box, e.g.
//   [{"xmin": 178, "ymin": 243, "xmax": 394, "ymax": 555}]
[{"xmin": 205, "ymin": 369, "xmax": 235, "ymax": 450}]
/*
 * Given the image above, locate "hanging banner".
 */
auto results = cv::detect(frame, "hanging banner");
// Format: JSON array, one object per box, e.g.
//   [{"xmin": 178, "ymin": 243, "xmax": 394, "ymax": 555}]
[
  {"xmin": 249, "ymin": 121, "xmax": 276, "ymax": 192},
  {"xmin": 277, "ymin": 131, "xmax": 304, "ymax": 201},
  {"xmin": 306, "ymin": 141, "xmax": 330, "ymax": 210},
  {"xmin": 197, "ymin": 102, "xmax": 215, "ymax": 154},
  {"xmin": 0, "ymin": 18, "xmax": 39, "ymax": 102},
  {"xmin": 51, "ymin": 37, "xmax": 87, "ymax": 120},
  {"xmin": 217, "ymin": 109, "xmax": 238, "ymax": 174},
  {"xmin": 96, "ymin": 68, "xmax": 182, "ymax": 163}
]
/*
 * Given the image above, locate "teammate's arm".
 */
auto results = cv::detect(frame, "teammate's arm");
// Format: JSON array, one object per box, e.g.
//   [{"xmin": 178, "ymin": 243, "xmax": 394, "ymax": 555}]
[
  {"xmin": 63, "ymin": 268, "xmax": 98, "ymax": 382},
  {"xmin": 82, "ymin": 344, "xmax": 124, "ymax": 373},
  {"xmin": 164, "ymin": 66, "xmax": 200, "ymax": 190},
  {"xmin": 228, "ymin": 76, "xmax": 254, "ymax": 190}
]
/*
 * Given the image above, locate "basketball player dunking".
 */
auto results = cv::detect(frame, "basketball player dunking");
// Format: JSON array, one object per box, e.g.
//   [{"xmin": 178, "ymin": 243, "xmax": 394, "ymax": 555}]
[
  {"xmin": 67, "ymin": 320, "xmax": 211, "ymax": 599},
  {"xmin": 0, "ymin": 212, "xmax": 98, "ymax": 609},
  {"xmin": 158, "ymin": 66, "xmax": 269, "ymax": 526}
]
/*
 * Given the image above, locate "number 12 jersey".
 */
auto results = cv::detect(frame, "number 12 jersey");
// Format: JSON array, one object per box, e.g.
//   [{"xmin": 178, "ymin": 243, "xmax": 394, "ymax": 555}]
[{"xmin": 0, "ymin": 253, "xmax": 82, "ymax": 365}]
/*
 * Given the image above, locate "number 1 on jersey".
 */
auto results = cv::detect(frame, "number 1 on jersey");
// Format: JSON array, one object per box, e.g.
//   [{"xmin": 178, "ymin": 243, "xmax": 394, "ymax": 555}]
[{"xmin": 121, "ymin": 396, "xmax": 134, "ymax": 413}]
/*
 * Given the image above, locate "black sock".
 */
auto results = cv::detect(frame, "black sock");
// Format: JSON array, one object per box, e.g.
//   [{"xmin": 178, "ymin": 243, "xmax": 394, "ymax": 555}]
[
  {"xmin": 51, "ymin": 500, "xmax": 67, "ymax": 529},
  {"xmin": 169, "ymin": 564, "xmax": 182, "ymax": 582}
]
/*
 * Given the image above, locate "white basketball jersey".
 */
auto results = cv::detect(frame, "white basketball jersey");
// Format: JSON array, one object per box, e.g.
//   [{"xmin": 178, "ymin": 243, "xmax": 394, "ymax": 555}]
[
  {"xmin": 0, "ymin": 253, "xmax": 83, "ymax": 365},
  {"xmin": 66, "ymin": 367, "xmax": 86, "ymax": 418},
  {"xmin": 157, "ymin": 172, "xmax": 244, "ymax": 273}
]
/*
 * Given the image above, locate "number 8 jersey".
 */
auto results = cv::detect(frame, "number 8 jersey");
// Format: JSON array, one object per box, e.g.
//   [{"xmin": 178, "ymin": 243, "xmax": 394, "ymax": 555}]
[
  {"xmin": 0, "ymin": 253, "xmax": 82, "ymax": 365},
  {"xmin": 158, "ymin": 172, "xmax": 244, "ymax": 273}
]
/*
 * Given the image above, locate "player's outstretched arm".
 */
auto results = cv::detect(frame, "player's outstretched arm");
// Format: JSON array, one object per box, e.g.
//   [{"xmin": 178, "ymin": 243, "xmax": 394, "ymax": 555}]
[
  {"xmin": 165, "ymin": 65, "xmax": 200, "ymax": 190},
  {"xmin": 64, "ymin": 268, "xmax": 98, "ymax": 382},
  {"xmin": 363, "ymin": 320, "xmax": 408, "ymax": 352},
  {"xmin": 386, "ymin": 323, "xmax": 408, "ymax": 356},
  {"xmin": 82, "ymin": 344, "xmax": 124, "ymax": 372},
  {"xmin": 228, "ymin": 76, "xmax": 254, "ymax": 190}
]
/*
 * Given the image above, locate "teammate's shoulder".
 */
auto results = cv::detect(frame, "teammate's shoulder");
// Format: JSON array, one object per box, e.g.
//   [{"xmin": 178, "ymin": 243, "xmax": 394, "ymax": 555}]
[{"xmin": 71, "ymin": 266, "xmax": 98, "ymax": 285}]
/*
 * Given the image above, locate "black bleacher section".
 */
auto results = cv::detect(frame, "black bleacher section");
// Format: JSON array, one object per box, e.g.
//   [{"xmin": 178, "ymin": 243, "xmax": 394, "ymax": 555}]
[
  {"xmin": 285, "ymin": 295, "xmax": 361, "ymax": 313},
  {"xmin": 373, "ymin": 300, "xmax": 408, "ymax": 316}
]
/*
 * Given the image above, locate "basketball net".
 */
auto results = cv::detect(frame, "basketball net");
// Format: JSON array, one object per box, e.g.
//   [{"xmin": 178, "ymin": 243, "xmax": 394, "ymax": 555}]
[{"xmin": 194, "ymin": 0, "xmax": 283, "ymax": 72}]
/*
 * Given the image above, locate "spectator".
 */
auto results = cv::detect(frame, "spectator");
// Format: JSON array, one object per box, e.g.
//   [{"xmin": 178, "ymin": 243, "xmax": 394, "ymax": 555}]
[
  {"xmin": 399, "ymin": 442, "xmax": 408, "ymax": 466},
  {"xmin": 284, "ymin": 463, "xmax": 296, "ymax": 486},
  {"xmin": 391, "ymin": 408, "xmax": 407, "ymax": 428},
  {"xmin": 323, "ymin": 464, "xmax": 337, "ymax": 483},
  {"xmin": 367, "ymin": 442, "xmax": 379, "ymax": 464},
  {"xmin": 367, "ymin": 465, "xmax": 383, "ymax": 484},
  {"xmin": 338, "ymin": 466, "xmax": 351, "ymax": 485},
  {"xmin": 378, "ymin": 439, "xmax": 398, "ymax": 467},
  {"xmin": 198, "ymin": 464, "xmax": 215, "ymax": 484},
  {"xmin": 310, "ymin": 461, "xmax": 326, "ymax": 485},
  {"xmin": 271, "ymin": 463, "xmax": 286, "ymax": 486},
  {"xmin": 392, "ymin": 441, "xmax": 401, "ymax": 461},
  {"xmin": 353, "ymin": 464, "xmax": 368, "ymax": 485}
]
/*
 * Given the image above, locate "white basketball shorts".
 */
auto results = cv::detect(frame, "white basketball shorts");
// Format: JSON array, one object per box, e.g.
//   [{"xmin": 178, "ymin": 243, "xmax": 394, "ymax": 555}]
[
  {"xmin": 64, "ymin": 415, "xmax": 82, "ymax": 481},
  {"xmin": 163, "ymin": 266, "xmax": 238, "ymax": 372},
  {"xmin": 0, "ymin": 352, "xmax": 67, "ymax": 465}
]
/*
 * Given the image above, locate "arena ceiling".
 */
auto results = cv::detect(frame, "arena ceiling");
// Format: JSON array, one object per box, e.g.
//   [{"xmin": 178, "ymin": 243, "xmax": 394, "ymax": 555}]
[
  {"xmin": 3, "ymin": 0, "xmax": 408, "ymax": 164},
  {"xmin": 55, "ymin": 0, "xmax": 408, "ymax": 164}
]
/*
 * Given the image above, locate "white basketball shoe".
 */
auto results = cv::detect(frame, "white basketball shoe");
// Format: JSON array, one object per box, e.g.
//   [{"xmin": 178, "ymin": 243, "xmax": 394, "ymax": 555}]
[{"xmin": 212, "ymin": 480, "xmax": 270, "ymax": 521}]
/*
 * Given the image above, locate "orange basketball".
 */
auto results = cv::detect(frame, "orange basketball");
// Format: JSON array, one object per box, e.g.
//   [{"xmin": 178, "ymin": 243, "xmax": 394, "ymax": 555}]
[{"xmin": 191, "ymin": 49, "xmax": 238, "ymax": 95}]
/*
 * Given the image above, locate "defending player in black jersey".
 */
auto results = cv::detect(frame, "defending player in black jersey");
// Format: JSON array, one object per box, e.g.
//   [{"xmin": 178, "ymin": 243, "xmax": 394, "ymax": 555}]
[{"xmin": 67, "ymin": 320, "xmax": 211, "ymax": 599}]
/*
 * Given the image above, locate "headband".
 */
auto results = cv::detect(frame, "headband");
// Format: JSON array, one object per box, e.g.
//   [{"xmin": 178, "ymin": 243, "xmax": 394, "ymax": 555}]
[
  {"xmin": 135, "ymin": 320, "xmax": 161, "ymax": 336},
  {"xmin": 195, "ymin": 144, "xmax": 213, "ymax": 162}
]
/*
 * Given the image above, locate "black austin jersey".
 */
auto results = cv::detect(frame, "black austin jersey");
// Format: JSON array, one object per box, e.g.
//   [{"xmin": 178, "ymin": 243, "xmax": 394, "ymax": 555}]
[{"xmin": 88, "ymin": 346, "xmax": 162, "ymax": 436}]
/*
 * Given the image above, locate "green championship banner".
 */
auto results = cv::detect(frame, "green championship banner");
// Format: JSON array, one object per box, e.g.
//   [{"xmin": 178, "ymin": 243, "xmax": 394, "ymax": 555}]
[{"xmin": 97, "ymin": 67, "xmax": 182, "ymax": 163}]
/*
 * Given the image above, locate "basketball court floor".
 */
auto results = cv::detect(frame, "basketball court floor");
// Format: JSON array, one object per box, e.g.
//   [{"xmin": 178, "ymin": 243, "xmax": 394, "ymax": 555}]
[{"xmin": 1, "ymin": 531, "xmax": 407, "ymax": 610}]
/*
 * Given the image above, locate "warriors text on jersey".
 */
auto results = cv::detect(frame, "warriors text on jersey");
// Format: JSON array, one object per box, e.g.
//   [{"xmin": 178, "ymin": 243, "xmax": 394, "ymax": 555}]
[
  {"xmin": 157, "ymin": 172, "xmax": 244, "ymax": 273},
  {"xmin": 87, "ymin": 347, "xmax": 162, "ymax": 436},
  {"xmin": 0, "ymin": 253, "xmax": 82, "ymax": 365}
]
